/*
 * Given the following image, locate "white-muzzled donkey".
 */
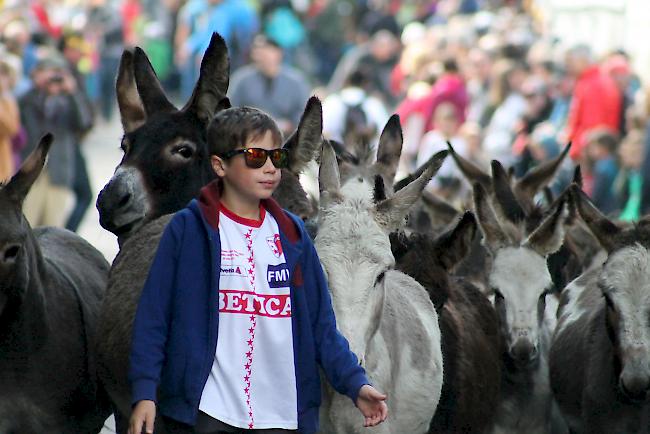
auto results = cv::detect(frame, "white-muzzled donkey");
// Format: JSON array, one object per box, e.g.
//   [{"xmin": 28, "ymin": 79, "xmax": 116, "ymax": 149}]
[
  {"xmin": 315, "ymin": 142, "xmax": 446, "ymax": 433},
  {"xmin": 471, "ymin": 160, "xmax": 571, "ymax": 434}
]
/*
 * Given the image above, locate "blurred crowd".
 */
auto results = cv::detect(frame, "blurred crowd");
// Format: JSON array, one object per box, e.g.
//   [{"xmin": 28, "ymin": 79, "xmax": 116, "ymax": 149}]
[{"xmin": 1, "ymin": 0, "xmax": 649, "ymax": 230}]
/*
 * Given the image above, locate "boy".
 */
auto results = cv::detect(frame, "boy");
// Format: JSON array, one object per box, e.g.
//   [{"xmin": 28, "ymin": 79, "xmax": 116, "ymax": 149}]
[{"xmin": 128, "ymin": 107, "xmax": 388, "ymax": 434}]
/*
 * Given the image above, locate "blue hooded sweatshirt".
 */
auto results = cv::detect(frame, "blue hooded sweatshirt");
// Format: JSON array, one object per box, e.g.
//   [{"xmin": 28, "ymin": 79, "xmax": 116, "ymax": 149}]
[{"xmin": 129, "ymin": 180, "xmax": 369, "ymax": 433}]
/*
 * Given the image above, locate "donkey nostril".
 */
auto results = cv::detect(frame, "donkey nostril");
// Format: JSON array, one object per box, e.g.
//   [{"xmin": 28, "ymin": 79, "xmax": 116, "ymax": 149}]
[
  {"xmin": 117, "ymin": 192, "xmax": 132, "ymax": 208},
  {"xmin": 2, "ymin": 244, "xmax": 20, "ymax": 263}
]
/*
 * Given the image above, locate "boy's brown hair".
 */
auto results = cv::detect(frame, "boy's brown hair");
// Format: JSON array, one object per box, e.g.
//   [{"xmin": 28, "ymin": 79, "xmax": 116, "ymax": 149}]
[{"xmin": 207, "ymin": 107, "xmax": 283, "ymax": 157}]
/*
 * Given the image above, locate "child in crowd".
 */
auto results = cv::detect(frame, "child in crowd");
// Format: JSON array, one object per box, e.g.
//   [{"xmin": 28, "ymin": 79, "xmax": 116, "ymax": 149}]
[
  {"xmin": 416, "ymin": 101, "xmax": 468, "ymax": 199},
  {"xmin": 584, "ymin": 127, "xmax": 619, "ymax": 215},
  {"xmin": 128, "ymin": 107, "xmax": 388, "ymax": 434}
]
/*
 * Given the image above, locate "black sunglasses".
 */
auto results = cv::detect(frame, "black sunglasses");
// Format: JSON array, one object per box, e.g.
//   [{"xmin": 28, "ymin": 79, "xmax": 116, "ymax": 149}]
[{"xmin": 221, "ymin": 147, "xmax": 289, "ymax": 169}]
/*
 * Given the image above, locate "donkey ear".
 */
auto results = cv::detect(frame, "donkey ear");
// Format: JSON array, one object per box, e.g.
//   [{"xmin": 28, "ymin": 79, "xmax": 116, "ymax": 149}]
[
  {"xmin": 435, "ymin": 211, "xmax": 478, "ymax": 271},
  {"xmin": 5, "ymin": 134, "xmax": 53, "ymax": 204},
  {"xmin": 376, "ymin": 150, "xmax": 447, "ymax": 229},
  {"xmin": 570, "ymin": 183, "xmax": 621, "ymax": 252},
  {"xmin": 283, "ymin": 96, "xmax": 323, "ymax": 174},
  {"xmin": 182, "ymin": 33, "xmax": 230, "ymax": 124},
  {"xmin": 523, "ymin": 197, "xmax": 569, "ymax": 256},
  {"xmin": 513, "ymin": 142, "xmax": 571, "ymax": 211},
  {"xmin": 491, "ymin": 160, "xmax": 526, "ymax": 223},
  {"xmin": 373, "ymin": 175, "xmax": 388, "ymax": 203},
  {"xmin": 372, "ymin": 114, "xmax": 402, "ymax": 185},
  {"xmin": 394, "ymin": 145, "xmax": 445, "ymax": 192},
  {"xmin": 447, "ymin": 140, "xmax": 491, "ymax": 190},
  {"xmin": 473, "ymin": 182, "xmax": 510, "ymax": 250},
  {"xmin": 116, "ymin": 50, "xmax": 146, "ymax": 133},
  {"xmin": 215, "ymin": 96, "xmax": 231, "ymax": 112},
  {"xmin": 133, "ymin": 46, "xmax": 177, "ymax": 116},
  {"xmin": 572, "ymin": 164, "xmax": 583, "ymax": 188},
  {"xmin": 319, "ymin": 141, "xmax": 342, "ymax": 207}
]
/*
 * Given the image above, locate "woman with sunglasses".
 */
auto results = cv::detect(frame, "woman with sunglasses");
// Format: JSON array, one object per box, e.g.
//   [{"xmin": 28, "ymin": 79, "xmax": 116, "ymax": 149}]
[{"xmin": 128, "ymin": 106, "xmax": 388, "ymax": 434}]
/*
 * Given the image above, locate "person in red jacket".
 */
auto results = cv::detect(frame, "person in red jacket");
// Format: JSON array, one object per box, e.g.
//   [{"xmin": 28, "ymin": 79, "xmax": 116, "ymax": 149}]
[{"xmin": 565, "ymin": 44, "xmax": 622, "ymax": 160}]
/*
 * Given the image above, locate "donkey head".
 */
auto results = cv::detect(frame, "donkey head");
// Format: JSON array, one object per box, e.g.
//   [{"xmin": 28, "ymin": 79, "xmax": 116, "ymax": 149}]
[
  {"xmin": 572, "ymin": 184, "xmax": 650, "ymax": 402},
  {"xmin": 96, "ymin": 34, "xmax": 230, "ymax": 240},
  {"xmin": 473, "ymin": 161, "xmax": 569, "ymax": 369},
  {"xmin": 315, "ymin": 140, "xmax": 446, "ymax": 361},
  {"xmin": 0, "ymin": 134, "xmax": 52, "ymax": 317}
]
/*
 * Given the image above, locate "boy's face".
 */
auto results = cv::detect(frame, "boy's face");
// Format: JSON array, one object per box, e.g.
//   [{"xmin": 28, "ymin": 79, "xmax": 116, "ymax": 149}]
[{"xmin": 210, "ymin": 130, "xmax": 282, "ymax": 203}]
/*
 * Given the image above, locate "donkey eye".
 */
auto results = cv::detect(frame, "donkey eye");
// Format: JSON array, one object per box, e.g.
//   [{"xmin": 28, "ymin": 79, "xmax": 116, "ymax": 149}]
[
  {"xmin": 493, "ymin": 289, "xmax": 504, "ymax": 302},
  {"xmin": 172, "ymin": 144, "xmax": 194, "ymax": 159}
]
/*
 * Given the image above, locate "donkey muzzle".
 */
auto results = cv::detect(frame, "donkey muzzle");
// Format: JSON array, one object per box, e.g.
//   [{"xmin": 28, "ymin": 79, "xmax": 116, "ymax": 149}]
[{"xmin": 509, "ymin": 339, "xmax": 539, "ymax": 367}]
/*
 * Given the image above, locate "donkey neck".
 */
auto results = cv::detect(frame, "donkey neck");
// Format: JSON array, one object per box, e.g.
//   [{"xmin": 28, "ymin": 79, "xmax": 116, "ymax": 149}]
[{"xmin": 0, "ymin": 235, "xmax": 49, "ymax": 355}]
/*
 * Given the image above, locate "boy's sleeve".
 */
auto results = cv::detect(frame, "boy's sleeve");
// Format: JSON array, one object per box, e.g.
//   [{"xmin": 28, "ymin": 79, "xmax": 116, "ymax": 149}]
[
  {"xmin": 128, "ymin": 216, "xmax": 183, "ymax": 405},
  {"xmin": 304, "ymin": 240, "xmax": 370, "ymax": 404}
]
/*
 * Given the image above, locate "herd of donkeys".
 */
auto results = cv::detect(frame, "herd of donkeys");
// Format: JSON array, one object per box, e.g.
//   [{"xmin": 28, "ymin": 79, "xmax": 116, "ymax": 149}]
[{"xmin": 2, "ymin": 32, "xmax": 650, "ymax": 434}]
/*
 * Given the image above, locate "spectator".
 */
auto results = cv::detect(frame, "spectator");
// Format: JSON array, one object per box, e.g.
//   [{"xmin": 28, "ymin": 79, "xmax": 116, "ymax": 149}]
[
  {"xmin": 327, "ymin": 29, "xmax": 401, "ymax": 106},
  {"xmin": 565, "ymin": 44, "xmax": 622, "ymax": 161},
  {"xmin": 512, "ymin": 75, "xmax": 553, "ymax": 176},
  {"xmin": 603, "ymin": 53, "xmax": 634, "ymax": 137},
  {"xmin": 416, "ymin": 102, "xmax": 468, "ymax": 194},
  {"xmin": 584, "ymin": 128, "xmax": 619, "ymax": 215},
  {"xmin": 19, "ymin": 52, "xmax": 93, "ymax": 227},
  {"xmin": 397, "ymin": 58, "xmax": 469, "ymax": 141},
  {"xmin": 2, "ymin": 19, "xmax": 37, "ymax": 96},
  {"xmin": 59, "ymin": 32, "xmax": 96, "ymax": 232},
  {"xmin": 357, "ymin": 0, "xmax": 400, "ymax": 42},
  {"xmin": 223, "ymin": 0, "xmax": 259, "ymax": 70},
  {"xmin": 228, "ymin": 34, "xmax": 311, "ymax": 137},
  {"xmin": 617, "ymin": 129, "xmax": 647, "ymax": 221},
  {"xmin": 174, "ymin": 0, "xmax": 210, "ymax": 100},
  {"xmin": 322, "ymin": 67, "xmax": 389, "ymax": 147},
  {"xmin": 482, "ymin": 58, "xmax": 527, "ymax": 168},
  {"xmin": 86, "ymin": 0, "xmax": 124, "ymax": 121},
  {"xmin": 464, "ymin": 47, "xmax": 493, "ymax": 124},
  {"xmin": 0, "ymin": 52, "xmax": 21, "ymax": 181}
]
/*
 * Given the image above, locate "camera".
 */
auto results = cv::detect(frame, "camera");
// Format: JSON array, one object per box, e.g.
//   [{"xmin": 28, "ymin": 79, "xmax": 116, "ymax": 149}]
[{"xmin": 49, "ymin": 74, "xmax": 65, "ymax": 84}]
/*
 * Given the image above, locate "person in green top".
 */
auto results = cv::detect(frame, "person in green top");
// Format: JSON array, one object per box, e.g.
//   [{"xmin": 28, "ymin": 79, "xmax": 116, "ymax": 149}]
[{"xmin": 616, "ymin": 129, "xmax": 646, "ymax": 221}]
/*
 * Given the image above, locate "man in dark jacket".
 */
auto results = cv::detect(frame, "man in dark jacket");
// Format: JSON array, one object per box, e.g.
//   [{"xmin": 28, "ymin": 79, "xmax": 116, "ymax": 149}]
[{"xmin": 19, "ymin": 52, "xmax": 94, "ymax": 227}]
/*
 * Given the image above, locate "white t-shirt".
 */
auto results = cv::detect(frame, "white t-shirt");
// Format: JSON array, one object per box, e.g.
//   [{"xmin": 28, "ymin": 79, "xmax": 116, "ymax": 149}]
[{"xmin": 199, "ymin": 205, "xmax": 298, "ymax": 430}]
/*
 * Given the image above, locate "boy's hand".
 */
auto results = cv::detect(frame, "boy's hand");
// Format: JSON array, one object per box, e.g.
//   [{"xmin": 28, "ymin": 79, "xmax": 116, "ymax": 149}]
[
  {"xmin": 128, "ymin": 400, "xmax": 156, "ymax": 434},
  {"xmin": 356, "ymin": 384, "xmax": 388, "ymax": 427}
]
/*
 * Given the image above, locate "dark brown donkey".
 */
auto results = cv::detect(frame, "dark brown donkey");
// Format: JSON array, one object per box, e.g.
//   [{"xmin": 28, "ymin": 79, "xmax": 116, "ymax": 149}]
[
  {"xmin": 390, "ymin": 211, "xmax": 501, "ymax": 433},
  {"xmin": 0, "ymin": 135, "xmax": 111, "ymax": 433}
]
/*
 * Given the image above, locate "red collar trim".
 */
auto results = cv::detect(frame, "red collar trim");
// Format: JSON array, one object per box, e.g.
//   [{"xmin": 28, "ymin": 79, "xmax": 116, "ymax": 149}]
[
  {"xmin": 198, "ymin": 179, "xmax": 300, "ymax": 243},
  {"xmin": 219, "ymin": 202, "xmax": 266, "ymax": 228}
]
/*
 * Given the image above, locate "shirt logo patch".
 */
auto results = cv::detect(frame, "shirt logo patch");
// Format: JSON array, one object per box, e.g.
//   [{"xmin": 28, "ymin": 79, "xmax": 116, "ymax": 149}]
[
  {"xmin": 267, "ymin": 263, "xmax": 290, "ymax": 288},
  {"xmin": 220, "ymin": 263, "xmax": 245, "ymax": 276},
  {"xmin": 266, "ymin": 234, "xmax": 283, "ymax": 258}
]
